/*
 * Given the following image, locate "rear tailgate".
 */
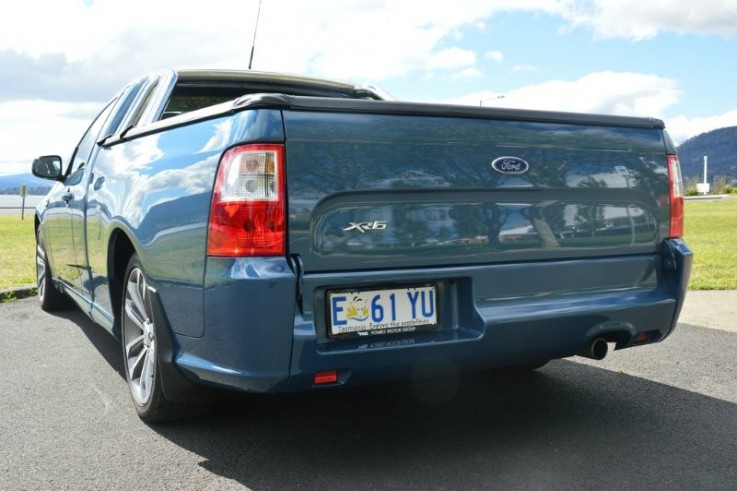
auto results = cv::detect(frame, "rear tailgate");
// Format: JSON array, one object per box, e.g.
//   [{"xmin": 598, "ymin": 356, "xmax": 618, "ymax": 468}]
[{"xmin": 284, "ymin": 101, "xmax": 670, "ymax": 273}]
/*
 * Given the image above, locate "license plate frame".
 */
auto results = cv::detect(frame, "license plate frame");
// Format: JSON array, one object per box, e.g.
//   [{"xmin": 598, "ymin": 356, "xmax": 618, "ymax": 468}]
[{"xmin": 327, "ymin": 284, "xmax": 438, "ymax": 339}]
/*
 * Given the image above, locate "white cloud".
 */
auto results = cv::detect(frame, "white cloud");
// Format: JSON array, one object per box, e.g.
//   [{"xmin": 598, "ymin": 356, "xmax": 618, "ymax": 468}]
[
  {"xmin": 513, "ymin": 65, "xmax": 538, "ymax": 73},
  {"xmin": 485, "ymin": 50, "xmax": 504, "ymax": 63},
  {"xmin": 3, "ymin": 0, "xmax": 736, "ymax": 96},
  {"xmin": 452, "ymin": 67, "xmax": 484, "ymax": 80},
  {"xmin": 0, "ymin": 100, "xmax": 99, "ymax": 176},
  {"xmin": 0, "ymin": 100, "xmax": 98, "ymax": 160},
  {"xmin": 426, "ymin": 48, "xmax": 477, "ymax": 71},
  {"xmin": 433, "ymin": 70, "xmax": 737, "ymax": 144},
  {"xmin": 0, "ymin": 161, "xmax": 33, "ymax": 176},
  {"xmin": 438, "ymin": 71, "xmax": 681, "ymax": 116},
  {"xmin": 560, "ymin": 0, "xmax": 737, "ymax": 40},
  {"xmin": 666, "ymin": 111, "xmax": 737, "ymax": 144},
  {"xmin": 0, "ymin": 0, "xmax": 575, "ymax": 95}
]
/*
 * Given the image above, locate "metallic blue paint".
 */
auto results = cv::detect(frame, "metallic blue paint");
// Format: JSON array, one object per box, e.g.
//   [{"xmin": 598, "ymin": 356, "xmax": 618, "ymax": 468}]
[
  {"xmin": 175, "ymin": 257, "xmax": 297, "ymax": 391},
  {"xmin": 85, "ymin": 110, "xmax": 285, "ymax": 337},
  {"xmin": 169, "ymin": 246, "xmax": 689, "ymax": 393},
  {"xmin": 284, "ymin": 111, "xmax": 671, "ymax": 273}
]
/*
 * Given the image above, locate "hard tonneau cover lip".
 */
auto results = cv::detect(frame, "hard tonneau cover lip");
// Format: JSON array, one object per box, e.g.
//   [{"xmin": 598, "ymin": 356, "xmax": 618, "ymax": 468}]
[
  {"xmin": 105, "ymin": 91, "xmax": 664, "ymax": 147},
  {"xmin": 235, "ymin": 93, "xmax": 665, "ymax": 130}
]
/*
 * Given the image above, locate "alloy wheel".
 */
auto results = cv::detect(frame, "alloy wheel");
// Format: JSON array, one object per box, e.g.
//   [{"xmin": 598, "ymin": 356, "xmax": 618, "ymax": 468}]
[{"xmin": 122, "ymin": 267, "xmax": 157, "ymax": 406}]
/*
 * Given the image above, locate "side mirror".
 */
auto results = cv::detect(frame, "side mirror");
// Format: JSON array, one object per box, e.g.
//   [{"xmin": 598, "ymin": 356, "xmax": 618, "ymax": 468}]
[{"xmin": 32, "ymin": 155, "xmax": 63, "ymax": 180}]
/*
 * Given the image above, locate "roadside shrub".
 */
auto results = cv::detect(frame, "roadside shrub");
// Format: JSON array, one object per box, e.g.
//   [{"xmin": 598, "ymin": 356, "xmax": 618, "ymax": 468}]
[
  {"xmin": 711, "ymin": 176, "xmax": 733, "ymax": 195},
  {"xmin": 685, "ymin": 185, "xmax": 699, "ymax": 196}
]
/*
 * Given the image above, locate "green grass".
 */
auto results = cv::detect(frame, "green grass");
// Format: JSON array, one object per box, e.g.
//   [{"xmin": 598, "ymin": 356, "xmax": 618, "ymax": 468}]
[
  {"xmin": 684, "ymin": 198, "xmax": 737, "ymax": 290},
  {"xmin": 0, "ymin": 199, "xmax": 735, "ymax": 293},
  {"xmin": 0, "ymin": 216, "xmax": 37, "ymax": 291}
]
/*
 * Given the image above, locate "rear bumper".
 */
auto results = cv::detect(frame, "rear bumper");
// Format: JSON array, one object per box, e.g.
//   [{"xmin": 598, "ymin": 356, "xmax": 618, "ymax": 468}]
[{"xmin": 171, "ymin": 240, "xmax": 692, "ymax": 393}]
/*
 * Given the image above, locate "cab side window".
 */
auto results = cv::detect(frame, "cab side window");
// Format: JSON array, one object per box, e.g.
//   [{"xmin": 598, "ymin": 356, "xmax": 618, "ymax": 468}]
[
  {"xmin": 128, "ymin": 80, "xmax": 160, "ymax": 127},
  {"xmin": 66, "ymin": 101, "xmax": 116, "ymax": 183},
  {"xmin": 103, "ymin": 78, "xmax": 148, "ymax": 138}
]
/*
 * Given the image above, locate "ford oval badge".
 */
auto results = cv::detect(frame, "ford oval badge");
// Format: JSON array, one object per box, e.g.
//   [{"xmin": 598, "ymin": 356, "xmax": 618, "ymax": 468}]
[{"xmin": 491, "ymin": 156, "xmax": 530, "ymax": 175}]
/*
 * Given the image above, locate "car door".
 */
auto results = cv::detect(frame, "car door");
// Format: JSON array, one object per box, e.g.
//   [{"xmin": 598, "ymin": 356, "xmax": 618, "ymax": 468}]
[
  {"xmin": 41, "ymin": 178, "xmax": 77, "ymax": 286},
  {"xmin": 44, "ymin": 102, "xmax": 115, "ymax": 300}
]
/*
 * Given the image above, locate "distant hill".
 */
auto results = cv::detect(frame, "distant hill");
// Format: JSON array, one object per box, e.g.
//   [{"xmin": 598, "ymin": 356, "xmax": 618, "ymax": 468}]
[
  {"xmin": 0, "ymin": 173, "xmax": 53, "ymax": 195},
  {"xmin": 677, "ymin": 126, "xmax": 737, "ymax": 182}
]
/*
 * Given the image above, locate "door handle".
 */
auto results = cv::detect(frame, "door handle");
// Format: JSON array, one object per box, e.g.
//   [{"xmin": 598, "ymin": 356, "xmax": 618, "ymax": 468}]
[{"xmin": 62, "ymin": 192, "xmax": 74, "ymax": 202}]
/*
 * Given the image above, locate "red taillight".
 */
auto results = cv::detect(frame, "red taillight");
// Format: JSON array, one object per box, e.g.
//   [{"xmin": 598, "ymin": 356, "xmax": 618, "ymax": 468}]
[
  {"xmin": 207, "ymin": 144, "xmax": 286, "ymax": 256},
  {"xmin": 667, "ymin": 154, "xmax": 684, "ymax": 238}
]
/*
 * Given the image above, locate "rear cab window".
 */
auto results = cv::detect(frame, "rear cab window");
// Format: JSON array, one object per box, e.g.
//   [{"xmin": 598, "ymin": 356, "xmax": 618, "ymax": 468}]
[{"xmin": 157, "ymin": 74, "xmax": 385, "ymax": 121}]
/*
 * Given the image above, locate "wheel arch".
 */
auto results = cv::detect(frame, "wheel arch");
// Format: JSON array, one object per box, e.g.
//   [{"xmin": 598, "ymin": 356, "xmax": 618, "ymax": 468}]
[
  {"xmin": 109, "ymin": 228, "xmax": 207, "ymax": 403},
  {"xmin": 108, "ymin": 228, "xmax": 137, "ymax": 340}
]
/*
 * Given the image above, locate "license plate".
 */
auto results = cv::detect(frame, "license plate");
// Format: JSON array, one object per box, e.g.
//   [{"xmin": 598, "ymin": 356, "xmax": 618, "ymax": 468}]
[{"xmin": 328, "ymin": 285, "xmax": 438, "ymax": 338}]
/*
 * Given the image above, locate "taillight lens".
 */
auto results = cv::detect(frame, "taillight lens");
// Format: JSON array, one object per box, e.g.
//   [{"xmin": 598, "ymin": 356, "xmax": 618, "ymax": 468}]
[
  {"xmin": 207, "ymin": 144, "xmax": 286, "ymax": 256},
  {"xmin": 667, "ymin": 154, "xmax": 684, "ymax": 238}
]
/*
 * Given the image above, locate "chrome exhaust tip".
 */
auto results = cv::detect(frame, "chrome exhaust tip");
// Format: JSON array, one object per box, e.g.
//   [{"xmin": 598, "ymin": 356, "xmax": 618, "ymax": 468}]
[{"xmin": 578, "ymin": 338, "xmax": 609, "ymax": 360}]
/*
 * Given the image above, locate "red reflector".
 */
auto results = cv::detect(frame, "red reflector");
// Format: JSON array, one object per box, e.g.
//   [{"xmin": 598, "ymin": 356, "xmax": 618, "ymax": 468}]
[
  {"xmin": 635, "ymin": 332, "xmax": 649, "ymax": 344},
  {"xmin": 313, "ymin": 371, "xmax": 338, "ymax": 385}
]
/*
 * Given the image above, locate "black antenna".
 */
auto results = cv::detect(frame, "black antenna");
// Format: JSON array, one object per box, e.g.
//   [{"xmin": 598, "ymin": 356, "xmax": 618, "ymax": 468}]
[{"xmin": 248, "ymin": 0, "xmax": 263, "ymax": 69}]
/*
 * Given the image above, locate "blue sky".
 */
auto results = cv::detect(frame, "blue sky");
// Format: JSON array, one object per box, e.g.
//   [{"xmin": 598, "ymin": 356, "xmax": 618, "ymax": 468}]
[
  {"xmin": 2, "ymin": 0, "xmax": 737, "ymax": 176},
  {"xmin": 397, "ymin": 10, "xmax": 734, "ymax": 116}
]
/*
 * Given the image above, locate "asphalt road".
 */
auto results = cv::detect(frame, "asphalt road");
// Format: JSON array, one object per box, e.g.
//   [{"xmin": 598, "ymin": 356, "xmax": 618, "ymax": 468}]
[{"xmin": 2, "ymin": 297, "xmax": 736, "ymax": 491}]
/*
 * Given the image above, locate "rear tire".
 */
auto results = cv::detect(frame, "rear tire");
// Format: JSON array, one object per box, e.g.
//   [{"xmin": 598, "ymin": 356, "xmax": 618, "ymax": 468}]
[
  {"xmin": 36, "ymin": 230, "xmax": 70, "ymax": 311},
  {"xmin": 121, "ymin": 254, "xmax": 211, "ymax": 423}
]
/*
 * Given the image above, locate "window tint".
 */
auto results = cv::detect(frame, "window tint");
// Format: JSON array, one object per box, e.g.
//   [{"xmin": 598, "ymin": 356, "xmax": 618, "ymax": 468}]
[
  {"xmin": 158, "ymin": 82, "xmax": 359, "ymax": 120},
  {"xmin": 104, "ymin": 78, "xmax": 148, "ymax": 137},
  {"xmin": 128, "ymin": 80, "xmax": 160, "ymax": 126},
  {"xmin": 161, "ymin": 87, "xmax": 242, "ymax": 119},
  {"xmin": 67, "ymin": 101, "xmax": 116, "ymax": 177}
]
